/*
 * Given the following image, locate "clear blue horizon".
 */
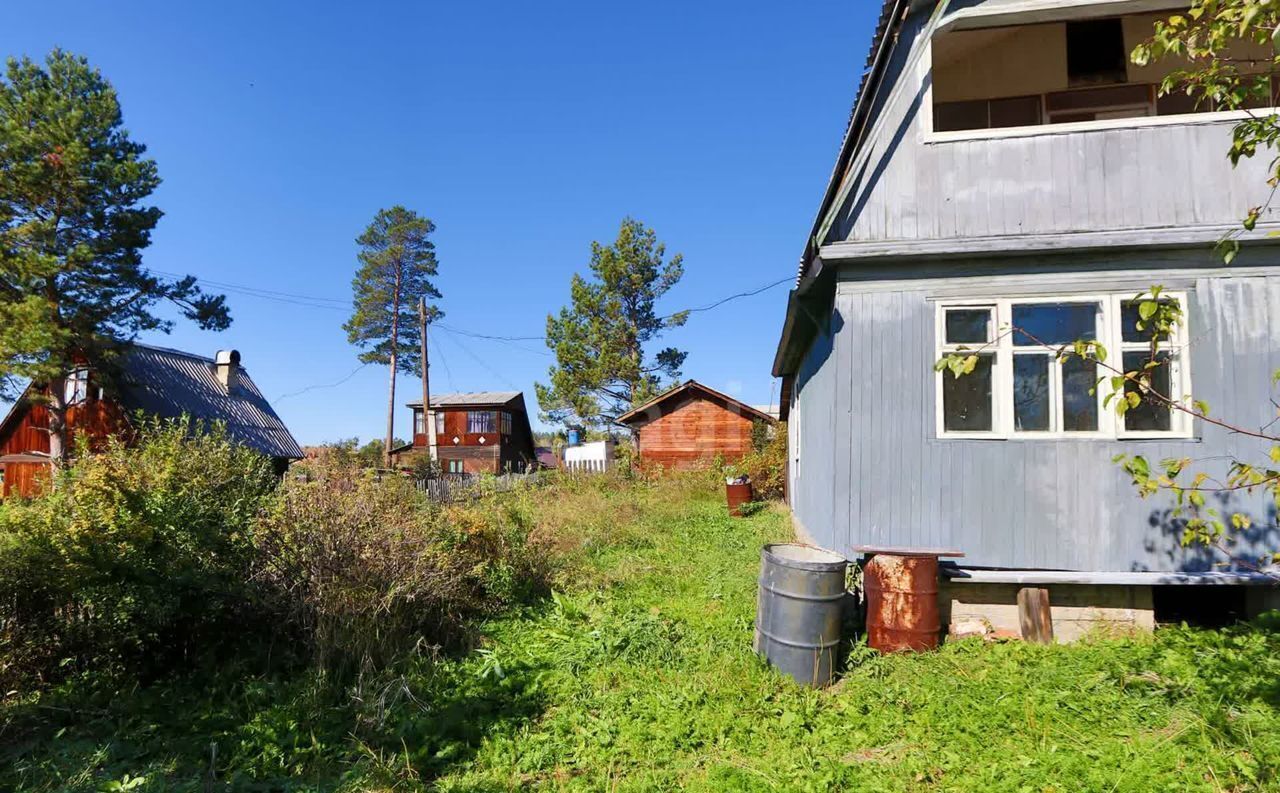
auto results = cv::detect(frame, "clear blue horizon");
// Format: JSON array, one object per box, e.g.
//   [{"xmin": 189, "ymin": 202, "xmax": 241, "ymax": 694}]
[{"xmin": 5, "ymin": 1, "xmax": 874, "ymax": 445}]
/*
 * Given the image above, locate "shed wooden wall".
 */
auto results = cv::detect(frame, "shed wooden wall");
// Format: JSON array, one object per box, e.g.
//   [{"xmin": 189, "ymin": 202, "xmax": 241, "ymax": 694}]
[
  {"xmin": 825, "ymin": 6, "xmax": 1278, "ymax": 248},
  {"xmin": 789, "ymin": 253, "xmax": 1280, "ymax": 572},
  {"xmin": 635, "ymin": 394, "xmax": 755, "ymax": 469}
]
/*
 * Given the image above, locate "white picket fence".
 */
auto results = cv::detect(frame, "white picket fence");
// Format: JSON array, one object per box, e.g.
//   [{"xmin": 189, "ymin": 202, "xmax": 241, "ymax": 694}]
[{"xmin": 562, "ymin": 458, "xmax": 612, "ymax": 474}]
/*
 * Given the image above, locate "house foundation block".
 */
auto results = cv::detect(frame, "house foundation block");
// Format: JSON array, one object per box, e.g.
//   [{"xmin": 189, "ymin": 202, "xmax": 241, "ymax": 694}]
[{"xmin": 940, "ymin": 582, "xmax": 1156, "ymax": 642}]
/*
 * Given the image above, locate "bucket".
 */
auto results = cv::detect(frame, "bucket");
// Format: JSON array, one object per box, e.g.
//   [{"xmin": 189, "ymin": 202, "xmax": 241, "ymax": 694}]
[{"xmin": 754, "ymin": 543, "xmax": 847, "ymax": 687}]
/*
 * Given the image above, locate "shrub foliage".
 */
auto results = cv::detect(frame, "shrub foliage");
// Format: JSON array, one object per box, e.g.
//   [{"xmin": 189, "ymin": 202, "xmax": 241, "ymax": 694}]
[{"xmin": 0, "ymin": 419, "xmax": 277, "ymax": 686}]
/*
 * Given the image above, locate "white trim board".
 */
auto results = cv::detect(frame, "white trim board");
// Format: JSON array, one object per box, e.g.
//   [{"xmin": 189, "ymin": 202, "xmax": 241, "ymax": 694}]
[
  {"xmin": 944, "ymin": 568, "xmax": 1279, "ymax": 586},
  {"xmin": 820, "ymin": 224, "xmax": 1280, "ymax": 262}
]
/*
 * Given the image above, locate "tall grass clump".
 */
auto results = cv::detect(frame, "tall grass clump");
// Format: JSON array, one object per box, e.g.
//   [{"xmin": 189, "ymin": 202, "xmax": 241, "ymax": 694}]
[
  {"xmin": 253, "ymin": 458, "xmax": 554, "ymax": 676},
  {"xmin": 0, "ymin": 419, "xmax": 278, "ymax": 688}
]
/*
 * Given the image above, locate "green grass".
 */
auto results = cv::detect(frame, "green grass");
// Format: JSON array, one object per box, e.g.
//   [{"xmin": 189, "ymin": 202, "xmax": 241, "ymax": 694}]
[{"xmin": 4, "ymin": 482, "xmax": 1280, "ymax": 791}]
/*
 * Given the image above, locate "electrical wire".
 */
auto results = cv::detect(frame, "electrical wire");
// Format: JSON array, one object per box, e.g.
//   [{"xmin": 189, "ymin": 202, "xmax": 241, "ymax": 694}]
[{"xmin": 275, "ymin": 362, "xmax": 369, "ymax": 400}]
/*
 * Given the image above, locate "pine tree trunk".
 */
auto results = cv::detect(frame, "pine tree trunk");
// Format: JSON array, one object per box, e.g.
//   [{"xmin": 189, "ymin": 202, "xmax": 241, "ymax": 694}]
[
  {"xmin": 385, "ymin": 268, "xmax": 402, "ymax": 469},
  {"xmin": 46, "ymin": 376, "xmax": 69, "ymax": 478}
]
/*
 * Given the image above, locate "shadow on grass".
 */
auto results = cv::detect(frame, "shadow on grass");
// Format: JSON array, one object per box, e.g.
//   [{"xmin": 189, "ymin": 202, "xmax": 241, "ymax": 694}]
[{"xmin": 0, "ymin": 641, "xmax": 553, "ymax": 791}]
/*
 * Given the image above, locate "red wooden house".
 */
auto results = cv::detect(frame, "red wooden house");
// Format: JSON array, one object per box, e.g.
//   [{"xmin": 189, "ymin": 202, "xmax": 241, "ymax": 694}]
[
  {"xmin": 391, "ymin": 391, "xmax": 537, "ymax": 474},
  {"xmin": 0, "ymin": 345, "xmax": 303, "ymax": 498},
  {"xmin": 616, "ymin": 380, "xmax": 776, "ymax": 470}
]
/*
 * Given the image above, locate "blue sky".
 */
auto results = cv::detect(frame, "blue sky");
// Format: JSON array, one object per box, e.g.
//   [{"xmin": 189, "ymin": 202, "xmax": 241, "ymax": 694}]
[{"xmin": 5, "ymin": 1, "xmax": 873, "ymax": 445}]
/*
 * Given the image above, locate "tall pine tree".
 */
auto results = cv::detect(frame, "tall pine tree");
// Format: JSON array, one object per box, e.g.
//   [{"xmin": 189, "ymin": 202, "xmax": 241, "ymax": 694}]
[
  {"xmin": 0, "ymin": 50, "xmax": 230, "ymax": 466},
  {"xmin": 536, "ymin": 218, "xmax": 687, "ymax": 428},
  {"xmin": 344, "ymin": 206, "xmax": 442, "ymax": 467}
]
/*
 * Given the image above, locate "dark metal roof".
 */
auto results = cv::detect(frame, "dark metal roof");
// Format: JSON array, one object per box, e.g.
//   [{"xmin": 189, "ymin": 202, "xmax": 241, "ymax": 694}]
[{"xmin": 115, "ymin": 344, "xmax": 304, "ymax": 459}]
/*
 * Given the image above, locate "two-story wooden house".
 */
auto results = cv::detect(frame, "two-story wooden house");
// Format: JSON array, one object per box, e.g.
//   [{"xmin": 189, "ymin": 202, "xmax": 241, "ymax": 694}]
[
  {"xmin": 0, "ymin": 345, "xmax": 303, "ymax": 498},
  {"xmin": 772, "ymin": 0, "xmax": 1280, "ymax": 635},
  {"xmin": 393, "ymin": 391, "xmax": 537, "ymax": 474}
]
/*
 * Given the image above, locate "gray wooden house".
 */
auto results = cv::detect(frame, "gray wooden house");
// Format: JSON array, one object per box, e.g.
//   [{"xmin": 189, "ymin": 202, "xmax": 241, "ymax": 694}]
[{"xmin": 772, "ymin": 0, "xmax": 1280, "ymax": 634}]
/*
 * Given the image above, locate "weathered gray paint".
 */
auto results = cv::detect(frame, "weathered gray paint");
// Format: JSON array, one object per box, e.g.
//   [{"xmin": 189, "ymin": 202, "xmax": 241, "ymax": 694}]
[
  {"xmin": 790, "ymin": 256, "xmax": 1280, "ymax": 572},
  {"xmin": 823, "ymin": 7, "xmax": 1278, "ymax": 250}
]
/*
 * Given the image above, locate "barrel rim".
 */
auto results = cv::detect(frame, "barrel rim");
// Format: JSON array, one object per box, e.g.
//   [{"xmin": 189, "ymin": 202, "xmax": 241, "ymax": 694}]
[{"xmin": 762, "ymin": 543, "xmax": 847, "ymax": 572}]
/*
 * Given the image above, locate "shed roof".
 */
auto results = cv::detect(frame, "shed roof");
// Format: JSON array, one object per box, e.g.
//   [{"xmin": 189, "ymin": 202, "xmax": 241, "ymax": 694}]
[{"xmin": 615, "ymin": 380, "xmax": 777, "ymax": 426}]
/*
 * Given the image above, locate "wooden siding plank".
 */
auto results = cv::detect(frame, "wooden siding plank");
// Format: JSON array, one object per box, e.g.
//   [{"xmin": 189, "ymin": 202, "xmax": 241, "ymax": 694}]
[{"xmin": 792, "ymin": 267, "xmax": 1280, "ymax": 572}]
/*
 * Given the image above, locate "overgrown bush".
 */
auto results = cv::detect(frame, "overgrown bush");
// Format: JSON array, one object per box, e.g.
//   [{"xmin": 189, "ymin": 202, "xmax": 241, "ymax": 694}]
[
  {"xmin": 0, "ymin": 419, "xmax": 278, "ymax": 688},
  {"xmin": 253, "ymin": 457, "xmax": 554, "ymax": 676},
  {"xmin": 734, "ymin": 421, "xmax": 787, "ymax": 500}
]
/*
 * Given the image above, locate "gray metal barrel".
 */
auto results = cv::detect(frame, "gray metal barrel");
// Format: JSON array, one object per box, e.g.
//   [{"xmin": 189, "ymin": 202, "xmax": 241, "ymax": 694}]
[{"xmin": 753, "ymin": 543, "xmax": 847, "ymax": 687}]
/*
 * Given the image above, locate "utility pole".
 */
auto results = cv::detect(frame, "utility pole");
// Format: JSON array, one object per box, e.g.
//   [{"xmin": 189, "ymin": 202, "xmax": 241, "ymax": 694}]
[{"xmin": 419, "ymin": 297, "xmax": 437, "ymax": 463}]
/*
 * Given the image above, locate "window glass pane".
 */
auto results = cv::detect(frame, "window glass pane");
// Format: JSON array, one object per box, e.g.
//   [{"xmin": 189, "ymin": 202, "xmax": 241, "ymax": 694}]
[
  {"xmin": 942, "ymin": 354, "xmax": 994, "ymax": 431},
  {"xmin": 935, "ymin": 100, "xmax": 989, "ymax": 132},
  {"xmin": 435, "ymin": 412, "xmax": 445, "ymax": 434},
  {"xmin": 989, "ymin": 96, "xmax": 1041, "ymax": 128},
  {"xmin": 1123, "ymin": 351, "xmax": 1172, "ymax": 431},
  {"xmin": 1066, "ymin": 18, "xmax": 1127, "ymax": 86},
  {"xmin": 413, "ymin": 410, "xmax": 424, "ymax": 435},
  {"xmin": 945, "ymin": 309, "xmax": 991, "ymax": 344},
  {"xmin": 1011, "ymin": 302, "xmax": 1097, "ymax": 346},
  {"xmin": 468, "ymin": 411, "xmax": 496, "ymax": 433},
  {"xmin": 1062, "ymin": 357, "xmax": 1098, "ymax": 431},
  {"xmin": 1121, "ymin": 300, "xmax": 1174, "ymax": 342},
  {"xmin": 1012, "ymin": 355, "xmax": 1050, "ymax": 432}
]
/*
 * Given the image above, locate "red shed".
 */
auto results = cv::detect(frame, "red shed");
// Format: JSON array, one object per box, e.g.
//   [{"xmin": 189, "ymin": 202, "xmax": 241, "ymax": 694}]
[{"xmin": 616, "ymin": 380, "xmax": 776, "ymax": 470}]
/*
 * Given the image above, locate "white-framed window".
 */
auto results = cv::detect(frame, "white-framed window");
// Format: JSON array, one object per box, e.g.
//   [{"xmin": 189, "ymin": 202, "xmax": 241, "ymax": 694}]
[
  {"xmin": 935, "ymin": 293, "xmax": 1192, "ymax": 440},
  {"xmin": 64, "ymin": 368, "xmax": 90, "ymax": 406},
  {"xmin": 435, "ymin": 411, "xmax": 445, "ymax": 435}
]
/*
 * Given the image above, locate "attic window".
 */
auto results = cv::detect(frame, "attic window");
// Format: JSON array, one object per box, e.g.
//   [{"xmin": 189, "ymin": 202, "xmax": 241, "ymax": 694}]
[
  {"xmin": 929, "ymin": 11, "xmax": 1278, "ymax": 134},
  {"xmin": 64, "ymin": 369, "xmax": 90, "ymax": 405},
  {"xmin": 1066, "ymin": 19, "xmax": 1126, "ymax": 86}
]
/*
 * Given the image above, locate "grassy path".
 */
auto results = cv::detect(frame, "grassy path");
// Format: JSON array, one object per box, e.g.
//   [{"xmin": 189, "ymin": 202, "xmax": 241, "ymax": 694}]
[
  {"xmin": 4, "ymin": 482, "xmax": 1279, "ymax": 791},
  {"xmin": 426, "ymin": 489, "xmax": 1280, "ymax": 792}
]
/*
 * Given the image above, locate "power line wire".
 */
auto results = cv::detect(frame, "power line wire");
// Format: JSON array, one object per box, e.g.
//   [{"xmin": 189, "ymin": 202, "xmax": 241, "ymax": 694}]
[
  {"xmin": 430, "ymin": 333, "xmax": 457, "ymax": 393},
  {"xmin": 437, "ymin": 327, "xmax": 521, "ymax": 390},
  {"xmin": 276, "ymin": 362, "xmax": 369, "ymax": 400}
]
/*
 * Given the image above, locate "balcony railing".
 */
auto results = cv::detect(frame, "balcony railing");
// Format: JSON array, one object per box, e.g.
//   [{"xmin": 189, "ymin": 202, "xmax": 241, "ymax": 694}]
[{"xmin": 934, "ymin": 77, "xmax": 1278, "ymax": 133}]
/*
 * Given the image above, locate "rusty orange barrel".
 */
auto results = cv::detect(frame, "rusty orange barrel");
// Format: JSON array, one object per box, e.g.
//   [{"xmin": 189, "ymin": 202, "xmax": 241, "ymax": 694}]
[
  {"xmin": 863, "ymin": 553, "xmax": 941, "ymax": 653},
  {"xmin": 725, "ymin": 482, "xmax": 753, "ymax": 517}
]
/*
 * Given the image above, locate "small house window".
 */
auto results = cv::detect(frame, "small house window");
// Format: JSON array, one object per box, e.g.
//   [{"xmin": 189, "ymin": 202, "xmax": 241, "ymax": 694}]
[
  {"xmin": 413, "ymin": 409, "xmax": 425, "ymax": 436},
  {"xmin": 64, "ymin": 369, "xmax": 90, "ymax": 406},
  {"xmin": 500, "ymin": 411, "xmax": 512, "ymax": 435},
  {"xmin": 435, "ymin": 411, "xmax": 445, "ymax": 434},
  {"xmin": 467, "ymin": 411, "xmax": 496, "ymax": 434},
  {"xmin": 936, "ymin": 294, "xmax": 1190, "ymax": 439},
  {"xmin": 447, "ymin": 459, "xmax": 464, "ymax": 474}
]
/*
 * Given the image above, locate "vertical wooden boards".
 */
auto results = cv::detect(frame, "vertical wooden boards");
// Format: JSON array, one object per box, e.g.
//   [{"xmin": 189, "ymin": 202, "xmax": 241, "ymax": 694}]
[{"xmin": 791, "ymin": 263, "xmax": 1280, "ymax": 571}]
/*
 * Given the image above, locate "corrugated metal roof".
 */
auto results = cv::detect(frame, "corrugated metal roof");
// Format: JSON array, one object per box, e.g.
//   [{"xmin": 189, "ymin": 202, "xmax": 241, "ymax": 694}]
[
  {"xmin": 118, "ymin": 344, "xmax": 304, "ymax": 459},
  {"xmin": 405, "ymin": 391, "xmax": 522, "ymax": 408}
]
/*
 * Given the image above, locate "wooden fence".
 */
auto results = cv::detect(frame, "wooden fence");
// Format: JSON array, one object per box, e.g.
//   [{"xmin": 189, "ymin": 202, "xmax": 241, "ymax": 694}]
[{"xmin": 414, "ymin": 471, "xmax": 535, "ymax": 503}]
